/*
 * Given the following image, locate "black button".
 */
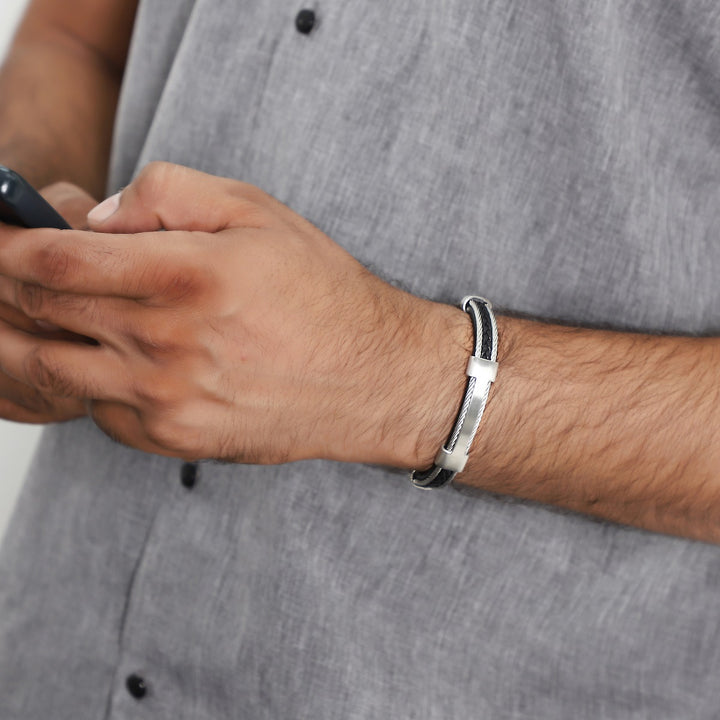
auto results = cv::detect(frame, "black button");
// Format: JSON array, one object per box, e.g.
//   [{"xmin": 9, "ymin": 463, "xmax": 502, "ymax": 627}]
[
  {"xmin": 295, "ymin": 9, "xmax": 316, "ymax": 34},
  {"xmin": 180, "ymin": 462, "xmax": 198, "ymax": 489},
  {"xmin": 125, "ymin": 674, "xmax": 147, "ymax": 700}
]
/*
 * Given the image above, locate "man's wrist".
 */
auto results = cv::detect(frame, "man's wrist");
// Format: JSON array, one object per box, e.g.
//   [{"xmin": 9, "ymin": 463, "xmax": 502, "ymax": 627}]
[
  {"xmin": 410, "ymin": 297, "xmax": 499, "ymax": 488},
  {"xmin": 369, "ymin": 295, "xmax": 474, "ymax": 472}
]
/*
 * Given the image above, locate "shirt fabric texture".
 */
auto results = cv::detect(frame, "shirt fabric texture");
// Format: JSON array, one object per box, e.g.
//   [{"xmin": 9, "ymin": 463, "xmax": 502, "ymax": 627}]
[{"xmin": 3, "ymin": 1, "xmax": 720, "ymax": 718}]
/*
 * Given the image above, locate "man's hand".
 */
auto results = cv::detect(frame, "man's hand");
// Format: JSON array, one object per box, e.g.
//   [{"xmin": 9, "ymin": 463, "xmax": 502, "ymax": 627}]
[
  {"xmin": 2, "ymin": 163, "xmax": 720, "ymax": 542},
  {"xmin": 0, "ymin": 182, "xmax": 95, "ymax": 423},
  {"xmin": 0, "ymin": 163, "xmax": 469, "ymax": 462}
]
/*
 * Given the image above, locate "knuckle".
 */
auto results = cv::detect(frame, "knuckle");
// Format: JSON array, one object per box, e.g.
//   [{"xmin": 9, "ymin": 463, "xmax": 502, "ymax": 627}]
[
  {"xmin": 41, "ymin": 181, "xmax": 77, "ymax": 204},
  {"xmin": 44, "ymin": 181, "xmax": 76, "ymax": 196},
  {"xmin": 16, "ymin": 283, "xmax": 46, "ymax": 318},
  {"xmin": 33, "ymin": 242, "xmax": 73, "ymax": 287},
  {"xmin": 139, "ymin": 258, "xmax": 203, "ymax": 304},
  {"xmin": 9, "ymin": 381, "xmax": 53, "ymax": 415},
  {"xmin": 24, "ymin": 348, "xmax": 73, "ymax": 397},
  {"xmin": 228, "ymin": 183, "xmax": 275, "ymax": 226},
  {"xmin": 159, "ymin": 268, "xmax": 202, "ymax": 303},
  {"xmin": 142, "ymin": 412, "xmax": 190, "ymax": 454},
  {"xmin": 139, "ymin": 160, "xmax": 172, "ymax": 180},
  {"xmin": 136, "ymin": 161, "xmax": 179, "ymax": 202},
  {"xmin": 233, "ymin": 181, "xmax": 266, "ymax": 203},
  {"xmin": 24, "ymin": 387, "xmax": 56, "ymax": 415},
  {"xmin": 130, "ymin": 319, "xmax": 185, "ymax": 358}
]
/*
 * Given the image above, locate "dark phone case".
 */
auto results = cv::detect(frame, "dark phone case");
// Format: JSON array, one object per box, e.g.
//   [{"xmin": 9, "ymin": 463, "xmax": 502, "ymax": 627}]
[{"xmin": 0, "ymin": 166, "xmax": 71, "ymax": 230}]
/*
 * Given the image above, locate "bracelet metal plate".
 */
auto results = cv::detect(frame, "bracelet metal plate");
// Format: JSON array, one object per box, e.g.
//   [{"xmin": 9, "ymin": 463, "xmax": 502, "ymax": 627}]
[{"xmin": 410, "ymin": 296, "xmax": 498, "ymax": 489}]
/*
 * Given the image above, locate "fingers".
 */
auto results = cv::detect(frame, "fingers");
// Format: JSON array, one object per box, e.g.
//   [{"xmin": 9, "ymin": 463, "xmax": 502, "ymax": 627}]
[
  {"xmin": 0, "ymin": 371, "xmax": 85, "ymax": 421},
  {"xmin": 0, "ymin": 162, "xmax": 307, "ymax": 304},
  {"xmin": 0, "ymin": 275, "xmax": 137, "ymax": 346},
  {"xmin": 0, "ymin": 224, "xmax": 129, "ymax": 294},
  {"xmin": 0, "ymin": 397, "xmax": 68, "ymax": 424},
  {"xmin": 0, "ymin": 319, "xmax": 132, "ymax": 403},
  {"xmin": 0, "ymin": 273, "xmax": 203, "ymax": 362},
  {"xmin": 88, "ymin": 163, "xmax": 237, "ymax": 232},
  {"xmin": 0, "ymin": 299, "xmax": 43, "ymax": 333},
  {"xmin": 87, "ymin": 161, "xmax": 291, "ymax": 234},
  {"xmin": 40, "ymin": 182, "xmax": 98, "ymax": 230},
  {"xmin": 0, "ymin": 224, "xmax": 205, "ymax": 299}
]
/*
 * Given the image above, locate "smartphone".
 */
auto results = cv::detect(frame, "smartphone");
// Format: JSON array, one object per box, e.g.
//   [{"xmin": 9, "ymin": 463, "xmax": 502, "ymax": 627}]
[{"xmin": 0, "ymin": 165, "xmax": 70, "ymax": 229}]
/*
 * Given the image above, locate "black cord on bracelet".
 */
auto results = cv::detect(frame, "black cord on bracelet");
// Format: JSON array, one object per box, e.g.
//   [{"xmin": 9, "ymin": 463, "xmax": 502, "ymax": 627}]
[{"xmin": 410, "ymin": 297, "xmax": 497, "ymax": 489}]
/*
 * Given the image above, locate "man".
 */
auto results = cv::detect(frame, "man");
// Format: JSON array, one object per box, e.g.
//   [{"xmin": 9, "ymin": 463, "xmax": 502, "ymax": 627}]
[{"xmin": 1, "ymin": 0, "xmax": 720, "ymax": 717}]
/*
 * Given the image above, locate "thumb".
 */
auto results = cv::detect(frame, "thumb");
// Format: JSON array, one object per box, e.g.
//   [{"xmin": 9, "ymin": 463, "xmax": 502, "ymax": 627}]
[
  {"xmin": 86, "ymin": 162, "xmax": 234, "ymax": 234},
  {"xmin": 86, "ymin": 190, "xmax": 123, "ymax": 229}
]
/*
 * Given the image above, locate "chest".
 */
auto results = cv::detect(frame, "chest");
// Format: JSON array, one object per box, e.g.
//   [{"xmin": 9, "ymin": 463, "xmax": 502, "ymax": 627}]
[{"xmin": 113, "ymin": 0, "xmax": 720, "ymax": 332}]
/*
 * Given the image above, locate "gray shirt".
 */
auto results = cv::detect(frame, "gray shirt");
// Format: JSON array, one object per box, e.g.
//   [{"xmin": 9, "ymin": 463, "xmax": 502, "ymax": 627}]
[{"xmin": 3, "ymin": 1, "xmax": 720, "ymax": 717}]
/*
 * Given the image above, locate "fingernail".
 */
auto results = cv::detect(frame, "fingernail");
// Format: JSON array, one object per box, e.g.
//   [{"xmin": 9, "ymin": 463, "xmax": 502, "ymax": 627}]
[
  {"xmin": 87, "ymin": 192, "xmax": 121, "ymax": 224},
  {"xmin": 35, "ymin": 320, "xmax": 61, "ymax": 332}
]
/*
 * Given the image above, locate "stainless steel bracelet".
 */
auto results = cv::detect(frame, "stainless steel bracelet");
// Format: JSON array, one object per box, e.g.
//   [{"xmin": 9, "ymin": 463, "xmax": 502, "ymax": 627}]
[{"xmin": 410, "ymin": 296, "xmax": 498, "ymax": 489}]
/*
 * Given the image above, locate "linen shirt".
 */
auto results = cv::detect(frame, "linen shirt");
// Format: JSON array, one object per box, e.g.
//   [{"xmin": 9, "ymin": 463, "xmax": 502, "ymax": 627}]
[{"xmin": 3, "ymin": 1, "xmax": 720, "ymax": 717}]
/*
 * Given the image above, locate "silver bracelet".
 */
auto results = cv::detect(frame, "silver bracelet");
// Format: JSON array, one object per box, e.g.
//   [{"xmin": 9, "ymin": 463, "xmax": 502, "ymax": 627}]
[{"xmin": 410, "ymin": 296, "xmax": 498, "ymax": 489}]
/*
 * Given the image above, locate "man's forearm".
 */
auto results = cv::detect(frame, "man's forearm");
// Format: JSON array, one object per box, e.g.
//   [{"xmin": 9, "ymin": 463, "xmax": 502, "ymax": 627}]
[
  {"xmin": 433, "ymin": 313, "xmax": 720, "ymax": 542},
  {"xmin": 0, "ymin": 4, "xmax": 135, "ymax": 195}
]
